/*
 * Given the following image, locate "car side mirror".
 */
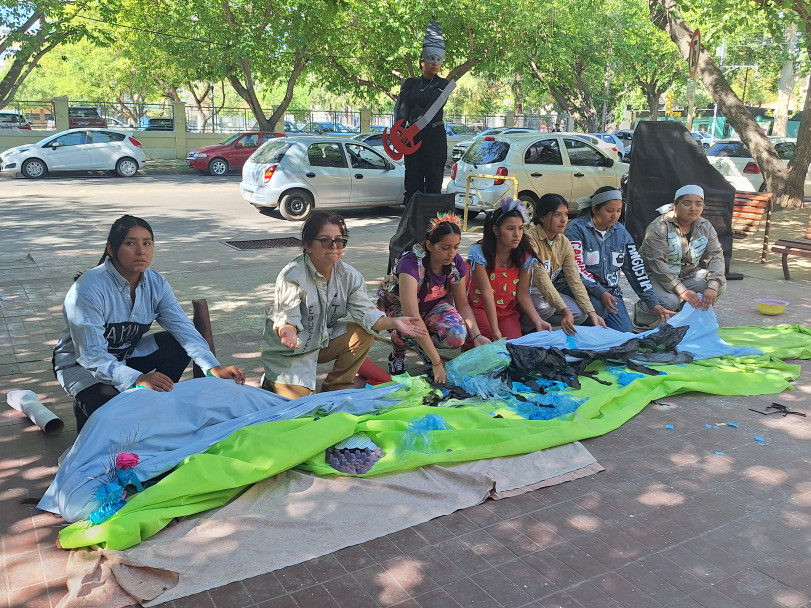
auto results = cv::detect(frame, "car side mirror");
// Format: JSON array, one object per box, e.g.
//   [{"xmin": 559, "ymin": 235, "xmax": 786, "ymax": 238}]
[{"xmin": 603, "ymin": 156, "xmax": 614, "ymax": 168}]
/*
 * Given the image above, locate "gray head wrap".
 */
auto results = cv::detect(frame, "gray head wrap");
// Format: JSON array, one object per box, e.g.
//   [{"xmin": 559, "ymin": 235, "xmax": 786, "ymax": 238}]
[
  {"xmin": 421, "ymin": 21, "xmax": 445, "ymax": 64},
  {"xmin": 576, "ymin": 189, "xmax": 622, "ymax": 210}
]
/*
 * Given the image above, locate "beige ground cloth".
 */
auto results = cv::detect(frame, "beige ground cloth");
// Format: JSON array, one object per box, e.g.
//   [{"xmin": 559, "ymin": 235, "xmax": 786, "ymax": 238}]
[{"xmin": 58, "ymin": 442, "xmax": 601, "ymax": 607}]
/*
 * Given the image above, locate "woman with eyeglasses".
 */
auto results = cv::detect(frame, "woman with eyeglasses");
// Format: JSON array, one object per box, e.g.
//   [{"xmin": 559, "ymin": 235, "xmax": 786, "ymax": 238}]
[
  {"xmin": 378, "ymin": 212, "xmax": 488, "ymax": 384},
  {"xmin": 564, "ymin": 186, "xmax": 674, "ymax": 333},
  {"xmin": 466, "ymin": 198, "xmax": 551, "ymax": 345},
  {"xmin": 634, "ymin": 185, "xmax": 726, "ymax": 327},
  {"xmin": 262, "ymin": 212, "xmax": 426, "ymax": 399}
]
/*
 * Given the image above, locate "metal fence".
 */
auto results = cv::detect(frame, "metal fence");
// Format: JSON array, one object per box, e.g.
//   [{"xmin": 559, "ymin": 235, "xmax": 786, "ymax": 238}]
[{"xmin": 3, "ymin": 98, "xmax": 570, "ymax": 135}]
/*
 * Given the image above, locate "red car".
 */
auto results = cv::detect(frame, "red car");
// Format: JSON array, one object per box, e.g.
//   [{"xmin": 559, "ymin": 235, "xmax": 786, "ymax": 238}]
[{"xmin": 186, "ymin": 131, "xmax": 284, "ymax": 176}]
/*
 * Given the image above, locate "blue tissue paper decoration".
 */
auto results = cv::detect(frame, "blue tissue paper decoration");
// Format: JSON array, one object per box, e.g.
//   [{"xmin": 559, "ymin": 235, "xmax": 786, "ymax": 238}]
[
  {"xmin": 89, "ymin": 481, "xmax": 128, "ymax": 525},
  {"xmin": 444, "ymin": 339, "xmax": 510, "ymax": 385},
  {"xmin": 455, "ymin": 374, "xmax": 514, "ymax": 401},
  {"xmin": 94, "ymin": 481, "xmax": 125, "ymax": 505},
  {"xmin": 115, "ymin": 468, "xmax": 144, "ymax": 493},
  {"xmin": 606, "ymin": 365, "xmax": 646, "ymax": 387},
  {"xmin": 88, "ymin": 500, "xmax": 127, "ymax": 524},
  {"xmin": 394, "ymin": 414, "xmax": 452, "ymax": 459}
]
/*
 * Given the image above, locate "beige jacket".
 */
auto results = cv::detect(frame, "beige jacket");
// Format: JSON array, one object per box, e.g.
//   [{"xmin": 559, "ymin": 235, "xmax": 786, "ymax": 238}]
[{"xmin": 526, "ymin": 226, "xmax": 594, "ymax": 314}]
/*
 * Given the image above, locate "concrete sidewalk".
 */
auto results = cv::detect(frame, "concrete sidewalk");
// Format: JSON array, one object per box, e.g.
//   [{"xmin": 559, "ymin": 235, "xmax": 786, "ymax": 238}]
[{"xmin": 1, "ymin": 200, "xmax": 810, "ymax": 608}]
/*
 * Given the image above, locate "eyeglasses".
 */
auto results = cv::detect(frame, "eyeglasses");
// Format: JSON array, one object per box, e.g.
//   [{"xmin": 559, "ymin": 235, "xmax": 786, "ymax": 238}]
[
  {"xmin": 316, "ymin": 237, "xmax": 348, "ymax": 249},
  {"xmin": 679, "ymin": 202, "xmax": 705, "ymax": 209}
]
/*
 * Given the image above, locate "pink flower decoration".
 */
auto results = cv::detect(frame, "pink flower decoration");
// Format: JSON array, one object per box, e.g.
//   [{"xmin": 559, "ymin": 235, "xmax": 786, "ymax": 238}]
[{"xmin": 116, "ymin": 453, "xmax": 139, "ymax": 470}]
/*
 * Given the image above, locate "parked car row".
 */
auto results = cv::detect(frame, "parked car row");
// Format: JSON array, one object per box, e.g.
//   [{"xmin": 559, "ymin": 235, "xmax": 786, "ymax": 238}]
[{"xmin": 15, "ymin": 124, "xmax": 801, "ymax": 225}]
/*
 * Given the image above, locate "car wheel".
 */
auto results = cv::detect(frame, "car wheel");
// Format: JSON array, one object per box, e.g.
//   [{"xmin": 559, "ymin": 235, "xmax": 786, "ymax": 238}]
[
  {"xmin": 279, "ymin": 189, "xmax": 314, "ymax": 221},
  {"xmin": 21, "ymin": 158, "xmax": 46, "ymax": 178},
  {"xmin": 115, "ymin": 157, "xmax": 139, "ymax": 177},
  {"xmin": 208, "ymin": 158, "xmax": 229, "ymax": 176},
  {"xmin": 518, "ymin": 193, "xmax": 538, "ymax": 221}
]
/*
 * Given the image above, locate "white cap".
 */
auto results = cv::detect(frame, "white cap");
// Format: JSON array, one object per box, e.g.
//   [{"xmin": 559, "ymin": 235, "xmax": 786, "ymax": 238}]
[{"xmin": 674, "ymin": 185, "xmax": 704, "ymax": 201}]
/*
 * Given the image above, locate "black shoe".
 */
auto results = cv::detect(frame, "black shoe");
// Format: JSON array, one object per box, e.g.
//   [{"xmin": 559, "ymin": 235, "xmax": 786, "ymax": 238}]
[
  {"xmin": 413, "ymin": 343, "xmax": 433, "ymax": 366},
  {"xmin": 388, "ymin": 353, "xmax": 406, "ymax": 375}
]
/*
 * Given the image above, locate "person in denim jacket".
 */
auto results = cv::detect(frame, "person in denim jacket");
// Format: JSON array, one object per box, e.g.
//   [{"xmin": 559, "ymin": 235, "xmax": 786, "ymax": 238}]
[{"xmin": 562, "ymin": 187, "xmax": 674, "ymax": 333}]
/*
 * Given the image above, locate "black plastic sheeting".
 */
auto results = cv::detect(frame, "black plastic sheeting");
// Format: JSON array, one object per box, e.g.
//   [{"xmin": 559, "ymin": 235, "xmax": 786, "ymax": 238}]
[
  {"xmin": 625, "ymin": 121, "xmax": 736, "ymax": 271},
  {"xmin": 387, "ymin": 192, "xmax": 455, "ymax": 273}
]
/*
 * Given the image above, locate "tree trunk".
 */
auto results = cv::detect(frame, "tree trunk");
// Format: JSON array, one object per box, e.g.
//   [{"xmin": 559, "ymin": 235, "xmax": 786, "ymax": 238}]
[
  {"xmin": 772, "ymin": 23, "xmax": 798, "ymax": 137},
  {"xmin": 649, "ymin": 0, "xmax": 805, "ymax": 209}
]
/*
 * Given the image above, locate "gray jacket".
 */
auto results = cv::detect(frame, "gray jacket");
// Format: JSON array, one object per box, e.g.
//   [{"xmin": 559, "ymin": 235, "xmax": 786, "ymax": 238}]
[
  {"xmin": 262, "ymin": 253, "xmax": 384, "ymax": 390},
  {"xmin": 640, "ymin": 212, "xmax": 726, "ymax": 296}
]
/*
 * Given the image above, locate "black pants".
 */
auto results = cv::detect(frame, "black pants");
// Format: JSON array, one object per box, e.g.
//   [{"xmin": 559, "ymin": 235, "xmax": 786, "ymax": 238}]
[
  {"xmin": 73, "ymin": 332, "xmax": 191, "ymax": 432},
  {"xmin": 403, "ymin": 124, "xmax": 447, "ymax": 204}
]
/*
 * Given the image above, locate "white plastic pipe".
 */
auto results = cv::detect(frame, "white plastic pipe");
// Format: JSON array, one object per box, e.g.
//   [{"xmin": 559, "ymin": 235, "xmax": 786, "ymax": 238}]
[{"xmin": 7, "ymin": 390, "xmax": 64, "ymax": 435}]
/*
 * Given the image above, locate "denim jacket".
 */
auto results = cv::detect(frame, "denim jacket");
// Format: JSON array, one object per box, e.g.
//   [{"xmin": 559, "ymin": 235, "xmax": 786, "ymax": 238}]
[
  {"xmin": 564, "ymin": 216, "xmax": 659, "ymax": 310},
  {"xmin": 53, "ymin": 259, "xmax": 220, "ymax": 396}
]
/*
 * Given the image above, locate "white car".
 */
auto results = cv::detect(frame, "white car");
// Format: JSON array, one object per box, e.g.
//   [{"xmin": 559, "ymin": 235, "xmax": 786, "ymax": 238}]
[
  {"xmin": 451, "ymin": 127, "xmax": 536, "ymax": 162},
  {"xmin": 446, "ymin": 132, "xmax": 629, "ymax": 218},
  {"xmin": 564, "ymin": 132, "xmax": 620, "ymax": 161},
  {"xmin": 240, "ymin": 136, "xmax": 405, "ymax": 221},
  {"xmin": 0, "ymin": 128, "xmax": 146, "ymax": 178},
  {"xmin": 706, "ymin": 137, "xmax": 811, "ymax": 196}
]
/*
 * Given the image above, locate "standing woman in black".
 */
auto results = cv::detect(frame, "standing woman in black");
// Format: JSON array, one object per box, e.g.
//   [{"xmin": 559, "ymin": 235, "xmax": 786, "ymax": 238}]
[{"xmin": 393, "ymin": 21, "xmax": 451, "ymax": 204}]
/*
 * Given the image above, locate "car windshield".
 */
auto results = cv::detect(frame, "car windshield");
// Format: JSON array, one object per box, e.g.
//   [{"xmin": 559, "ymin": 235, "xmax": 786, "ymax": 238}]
[
  {"xmin": 707, "ymin": 142, "xmax": 748, "ymax": 157},
  {"xmin": 220, "ymin": 133, "xmax": 243, "ymax": 145},
  {"xmin": 69, "ymin": 108, "xmax": 100, "ymax": 117},
  {"xmin": 252, "ymin": 140, "xmax": 292, "ymax": 164},
  {"xmin": 0, "ymin": 113, "xmax": 24, "ymax": 125},
  {"xmin": 464, "ymin": 139, "xmax": 510, "ymax": 164}
]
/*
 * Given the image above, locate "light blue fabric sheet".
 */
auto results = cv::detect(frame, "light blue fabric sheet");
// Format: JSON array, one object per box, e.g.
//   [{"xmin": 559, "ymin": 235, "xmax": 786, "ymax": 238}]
[{"xmin": 38, "ymin": 379, "xmax": 402, "ymax": 522}]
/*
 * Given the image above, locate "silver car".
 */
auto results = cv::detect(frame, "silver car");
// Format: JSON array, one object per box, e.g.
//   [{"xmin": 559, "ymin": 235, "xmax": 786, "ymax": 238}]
[
  {"xmin": 446, "ymin": 132, "xmax": 628, "ymax": 218},
  {"xmin": 240, "ymin": 136, "xmax": 405, "ymax": 221}
]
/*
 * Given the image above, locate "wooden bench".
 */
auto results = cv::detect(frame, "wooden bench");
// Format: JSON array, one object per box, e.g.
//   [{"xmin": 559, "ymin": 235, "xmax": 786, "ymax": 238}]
[
  {"xmin": 732, "ymin": 191, "xmax": 771, "ymax": 239},
  {"xmin": 772, "ymin": 220, "xmax": 811, "ymax": 280}
]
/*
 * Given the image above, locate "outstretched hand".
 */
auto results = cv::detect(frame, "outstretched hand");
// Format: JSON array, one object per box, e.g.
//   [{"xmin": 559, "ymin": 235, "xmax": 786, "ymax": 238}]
[{"xmin": 393, "ymin": 316, "xmax": 428, "ymax": 338}]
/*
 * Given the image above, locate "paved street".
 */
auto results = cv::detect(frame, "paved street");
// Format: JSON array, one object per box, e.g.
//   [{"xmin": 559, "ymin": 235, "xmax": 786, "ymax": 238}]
[{"xmin": 1, "ymin": 174, "xmax": 810, "ymax": 608}]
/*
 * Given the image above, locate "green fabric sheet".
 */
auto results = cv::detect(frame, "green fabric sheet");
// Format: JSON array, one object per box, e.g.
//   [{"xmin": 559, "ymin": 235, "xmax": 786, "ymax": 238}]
[{"xmin": 58, "ymin": 325, "xmax": 810, "ymax": 551}]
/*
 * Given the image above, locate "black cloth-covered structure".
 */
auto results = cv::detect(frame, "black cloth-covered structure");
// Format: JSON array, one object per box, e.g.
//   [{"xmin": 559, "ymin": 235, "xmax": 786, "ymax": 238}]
[
  {"xmin": 387, "ymin": 192, "xmax": 455, "ymax": 273},
  {"xmin": 625, "ymin": 121, "xmax": 736, "ymax": 272}
]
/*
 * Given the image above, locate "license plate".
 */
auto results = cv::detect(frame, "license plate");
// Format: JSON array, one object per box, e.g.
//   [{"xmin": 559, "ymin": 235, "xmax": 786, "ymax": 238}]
[{"xmin": 455, "ymin": 192, "xmax": 478, "ymax": 208}]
